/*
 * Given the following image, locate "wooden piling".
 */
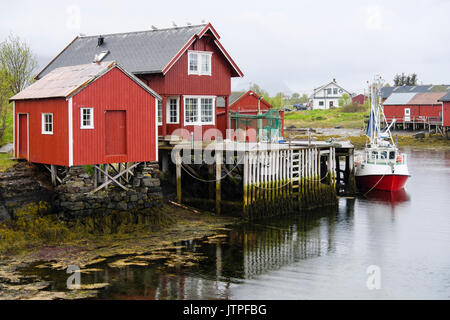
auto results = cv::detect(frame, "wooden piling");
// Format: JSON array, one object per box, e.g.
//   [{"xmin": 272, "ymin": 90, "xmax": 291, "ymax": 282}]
[
  {"xmin": 51, "ymin": 165, "xmax": 57, "ymax": 186},
  {"xmin": 176, "ymin": 151, "xmax": 182, "ymax": 203},
  {"xmin": 216, "ymin": 151, "xmax": 222, "ymax": 215}
]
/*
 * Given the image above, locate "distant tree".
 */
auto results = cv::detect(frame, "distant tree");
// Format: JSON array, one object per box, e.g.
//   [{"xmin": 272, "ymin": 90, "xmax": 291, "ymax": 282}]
[
  {"xmin": 291, "ymin": 92, "xmax": 300, "ymax": 100},
  {"xmin": 393, "ymin": 74, "xmax": 401, "ymax": 86},
  {"xmin": 0, "ymin": 34, "xmax": 37, "ymax": 142},
  {"xmin": 393, "ymin": 73, "xmax": 418, "ymax": 86},
  {"xmin": 299, "ymin": 93, "xmax": 308, "ymax": 104},
  {"xmin": 0, "ymin": 68, "xmax": 12, "ymax": 140},
  {"xmin": 338, "ymin": 93, "xmax": 351, "ymax": 107},
  {"xmin": 249, "ymin": 83, "xmax": 269, "ymax": 98},
  {"xmin": 0, "ymin": 34, "xmax": 37, "ymax": 94}
]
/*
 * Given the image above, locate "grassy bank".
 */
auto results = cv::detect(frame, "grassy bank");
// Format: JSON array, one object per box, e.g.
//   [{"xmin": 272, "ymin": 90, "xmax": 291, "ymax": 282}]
[
  {"xmin": 289, "ymin": 133, "xmax": 450, "ymax": 149},
  {"xmin": 284, "ymin": 108, "xmax": 368, "ymax": 129},
  {"xmin": 0, "ymin": 152, "xmax": 15, "ymax": 171},
  {"xmin": 0, "ymin": 201, "xmax": 236, "ymax": 257}
]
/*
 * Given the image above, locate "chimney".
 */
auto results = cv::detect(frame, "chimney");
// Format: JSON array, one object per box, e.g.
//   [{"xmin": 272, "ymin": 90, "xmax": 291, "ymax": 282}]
[{"xmin": 97, "ymin": 36, "xmax": 104, "ymax": 46}]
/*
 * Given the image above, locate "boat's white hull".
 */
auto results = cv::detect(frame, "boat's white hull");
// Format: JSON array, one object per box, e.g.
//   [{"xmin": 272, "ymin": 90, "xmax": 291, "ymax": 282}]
[{"xmin": 355, "ymin": 162, "xmax": 409, "ymax": 191}]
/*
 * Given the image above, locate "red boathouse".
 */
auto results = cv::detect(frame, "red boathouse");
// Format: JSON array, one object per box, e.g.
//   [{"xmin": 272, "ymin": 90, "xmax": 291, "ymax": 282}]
[
  {"xmin": 11, "ymin": 61, "xmax": 161, "ymax": 166},
  {"xmin": 383, "ymin": 91, "xmax": 447, "ymax": 128}
]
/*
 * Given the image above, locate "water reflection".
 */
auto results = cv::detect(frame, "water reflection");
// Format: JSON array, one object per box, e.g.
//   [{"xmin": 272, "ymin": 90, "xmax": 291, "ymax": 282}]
[
  {"xmin": 362, "ymin": 189, "xmax": 410, "ymax": 207},
  {"xmin": 24, "ymin": 149, "xmax": 450, "ymax": 299}
]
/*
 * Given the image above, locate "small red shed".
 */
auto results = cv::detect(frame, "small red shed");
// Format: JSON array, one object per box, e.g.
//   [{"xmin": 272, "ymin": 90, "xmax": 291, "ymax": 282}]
[
  {"xmin": 228, "ymin": 90, "xmax": 285, "ymax": 140},
  {"xmin": 10, "ymin": 61, "xmax": 161, "ymax": 166},
  {"xmin": 229, "ymin": 90, "xmax": 272, "ymax": 114},
  {"xmin": 352, "ymin": 94, "xmax": 366, "ymax": 105}
]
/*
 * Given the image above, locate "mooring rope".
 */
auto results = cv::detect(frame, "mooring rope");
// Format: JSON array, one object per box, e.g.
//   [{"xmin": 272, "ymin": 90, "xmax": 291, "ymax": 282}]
[{"xmin": 362, "ymin": 173, "xmax": 386, "ymax": 196}]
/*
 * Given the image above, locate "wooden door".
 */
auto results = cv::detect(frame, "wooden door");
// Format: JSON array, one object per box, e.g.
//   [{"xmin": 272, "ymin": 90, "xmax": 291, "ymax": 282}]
[
  {"xmin": 404, "ymin": 108, "xmax": 411, "ymax": 122},
  {"xmin": 105, "ymin": 110, "xmax": 127, "ymax": 155},
  {"xmin": 18, "ymin": 114, "xmax": 28, "ymax": 159}
]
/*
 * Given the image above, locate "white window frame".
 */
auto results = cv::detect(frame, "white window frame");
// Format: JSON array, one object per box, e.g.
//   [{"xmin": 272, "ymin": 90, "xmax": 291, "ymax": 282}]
[
  {"xmin": 188, "ymin": 50, "xmax": 212, "ymax": 76},
  {"xmin": 80, "ymin": 107, "xmax": 94, "ymax": 129},
  {"xmin": 41, "ymin": 113, "xmax": 53, "ymax": 135},
  {"xmin": 166, "ymin": 97, "xmax": 180, "ymax": 124},
  {"xmin": 183, "ymin": 96, "xmax": 215, "ymax": 126},
  {"xmin": 157, "ymin": 100, "xmax": 162, "ymax": 126}
]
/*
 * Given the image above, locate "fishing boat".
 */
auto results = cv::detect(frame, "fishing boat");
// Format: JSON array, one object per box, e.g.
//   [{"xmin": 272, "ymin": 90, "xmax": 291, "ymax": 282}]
[{"xmin": 355, "ymin": 77, "xmax": 410, "ymax": 191}]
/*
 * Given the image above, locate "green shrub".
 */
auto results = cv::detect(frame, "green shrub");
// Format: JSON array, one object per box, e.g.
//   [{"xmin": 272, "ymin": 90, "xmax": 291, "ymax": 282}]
[{"xmin": 340, "ymin": 102, "xmax": 367, "ymax": 113}]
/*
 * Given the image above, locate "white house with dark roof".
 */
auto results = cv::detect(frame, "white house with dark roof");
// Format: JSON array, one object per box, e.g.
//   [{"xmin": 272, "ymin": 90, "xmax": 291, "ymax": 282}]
[{"xmin": 308, "ymin": 79, "xmax": 352, "ymax": 109}]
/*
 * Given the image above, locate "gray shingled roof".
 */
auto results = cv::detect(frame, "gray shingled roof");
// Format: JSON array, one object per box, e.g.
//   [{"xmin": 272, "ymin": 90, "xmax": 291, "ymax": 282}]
[
  {"xmin": 37, "ymin": 25, "xmax": 206, "ymax": 79},
  {"xmin": 439, "ymin": 92, "xmax": 450, "ymax": 102},
  {"xmin": 229, "ymin": 91, "xmax": 246, "ymax": 105}
]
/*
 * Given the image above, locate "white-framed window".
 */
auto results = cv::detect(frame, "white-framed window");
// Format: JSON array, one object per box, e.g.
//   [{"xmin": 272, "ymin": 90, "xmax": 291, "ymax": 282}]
[
  {"xmin": 80, "ymin": 108, "xmax": 94, "ymax": 129},
  {"xmin": 166, "ymin": 97, "xmax": 179, "ymax": 124},
  {"xmin": 157, "ymin": 100, "xmax": 162, "ymax": 126},
  {"xmin": 41, "ymin": 113, "xmax": 53, "ymax": 134},
  {"xmin": 185, "ymin": 97, "xmax": 198, "ymax": 124},
  {"xmin": 200, "ymin": 98, "xmax": 213, "ymax": 123},
  {"xmin": 319, "ymin": 101, "xmax": 324, "ymax": 106},
  {"xmin": 188, "ymin": 51, "xmax": 212, "ymax": 76},
  {"xmin": 184, "ymin": 96, "xmax": 215, "ymax": 125}
]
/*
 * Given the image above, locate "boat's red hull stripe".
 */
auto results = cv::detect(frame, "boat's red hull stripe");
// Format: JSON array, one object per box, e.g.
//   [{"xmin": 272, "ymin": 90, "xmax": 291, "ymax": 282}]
[{"xmin": 356, "ymin": 174, "xmax": 409, "ymax": 191}]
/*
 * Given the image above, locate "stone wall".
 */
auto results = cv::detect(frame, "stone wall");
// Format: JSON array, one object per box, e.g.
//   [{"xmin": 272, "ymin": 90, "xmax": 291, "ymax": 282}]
[
  {"xmin": 0, "ymin": 162, "xmax": 53, "ymax": 222},
  {"xmin": 53, "ymin": 162, "xmax": 163, "ymax": 220},
  {"xmin": 0, "ymin": 161, "xmax": 164, "ymax": 222}
]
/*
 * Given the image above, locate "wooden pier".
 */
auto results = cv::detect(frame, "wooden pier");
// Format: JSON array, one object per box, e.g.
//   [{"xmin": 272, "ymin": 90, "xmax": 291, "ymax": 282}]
[{"xmin": 159, "ymin": 139, "xmax": 355, "ymax": 220}]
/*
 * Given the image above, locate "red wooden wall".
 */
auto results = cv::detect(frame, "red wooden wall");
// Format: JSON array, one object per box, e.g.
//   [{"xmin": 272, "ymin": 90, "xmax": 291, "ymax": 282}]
[
  {"xmin": 140, "ymin": 36, "xmax": 232, "ymax": 139},
  {"xmin": 141, "ymin": 36, "xmax": 231, "ymax": 96},
  {"xmin": 443, "ymin": 102, "xmax": 450, "ymax": 127},
  {"xmin": 72, "ymin": 67, "xmax": 157, "ymax": 165},
  {"xmin": 14, "ymin": 98, "xmax": 69, "ymax": 165},
  {"xmin": 229, "ymin": 91, "xmax": 271, "ymax": 113},
  {"xmin": 383, "ymin": 104, "xmax": 442, "ymax": 121}
]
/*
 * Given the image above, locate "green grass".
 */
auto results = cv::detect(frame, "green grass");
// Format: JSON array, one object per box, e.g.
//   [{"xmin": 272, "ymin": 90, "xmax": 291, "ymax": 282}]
[
  {"xmin": 289, "ymin": 133, "xmax": 450, "ymax": 149},
  {"xmin": 1, "ymin": 104, "xmax": 13, "ymax": 145},
  {"xmin": 284, "ymin": 108, "xmax": 369, "ymax": 129},
  {"xmin": 0, "ymin": 152, "xmax": 15, "ymax": 172}
]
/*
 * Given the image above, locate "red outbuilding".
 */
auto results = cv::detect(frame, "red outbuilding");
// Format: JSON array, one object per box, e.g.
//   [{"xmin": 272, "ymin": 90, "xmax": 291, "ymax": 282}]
[
  {"xmin": 229, "ymin": 90, "xmax": 272, "ymax": 114},
  {"xmin": 10, "ymin": 61, "xmax": 160, "ymax": 166},
  {"xmin": 383, "ymin": 92, "xmax": 447, "ymax": 127},
  {"xmin": 352, "ymin": 94, "xmax": 366, "ymax": 105}
]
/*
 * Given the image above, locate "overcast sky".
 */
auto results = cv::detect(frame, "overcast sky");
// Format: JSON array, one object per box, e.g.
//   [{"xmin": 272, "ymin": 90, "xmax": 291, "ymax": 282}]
[{"xmin": 1, "ymin": 0, "xmax": 449, "ymax": 96}]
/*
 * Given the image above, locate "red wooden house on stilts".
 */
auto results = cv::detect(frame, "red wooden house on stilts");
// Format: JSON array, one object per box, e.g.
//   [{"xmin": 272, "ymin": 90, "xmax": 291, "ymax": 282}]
[{"xmin": 10, "ymin": 61, "xmax": 161, "ymax": 186}]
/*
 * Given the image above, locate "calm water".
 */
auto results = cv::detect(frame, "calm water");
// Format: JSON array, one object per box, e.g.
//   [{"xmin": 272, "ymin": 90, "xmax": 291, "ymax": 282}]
[{"xmin": 25, "ymin": 149, "xmax": 450, "ymax": 299}]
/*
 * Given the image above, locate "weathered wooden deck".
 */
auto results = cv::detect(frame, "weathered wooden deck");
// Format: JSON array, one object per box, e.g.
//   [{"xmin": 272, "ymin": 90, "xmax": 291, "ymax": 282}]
[{"xmin": 159, "ymin": 140, "xmax": 355, "ymax": 219}]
